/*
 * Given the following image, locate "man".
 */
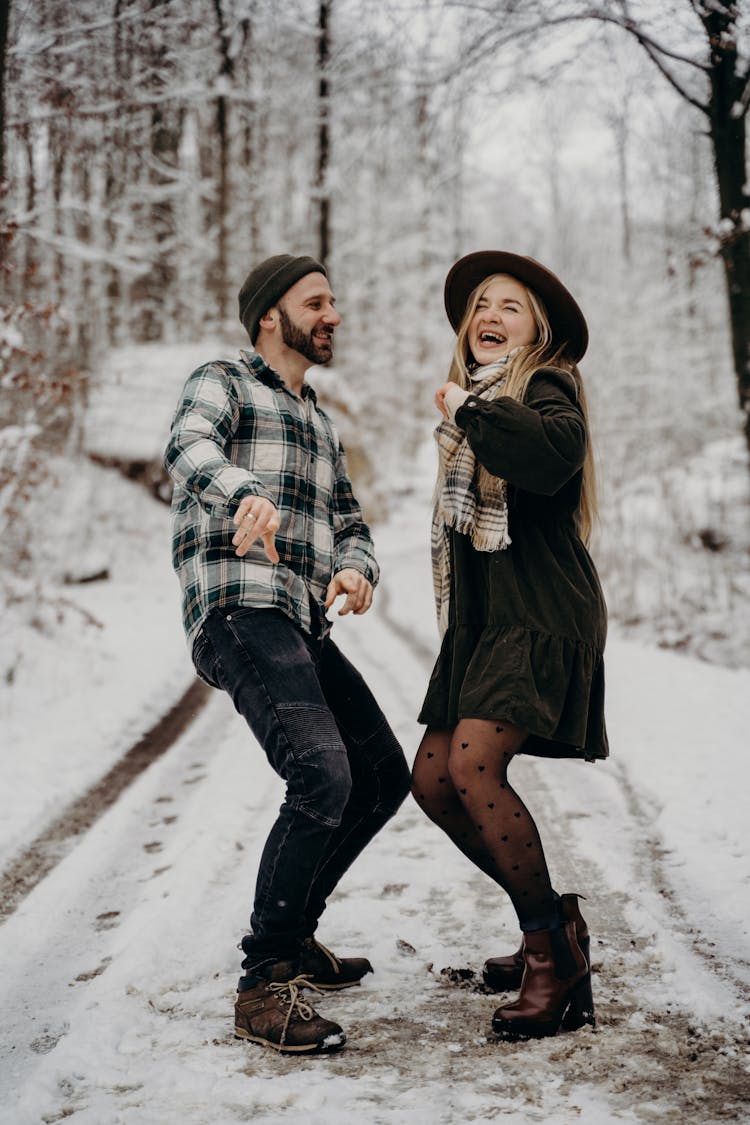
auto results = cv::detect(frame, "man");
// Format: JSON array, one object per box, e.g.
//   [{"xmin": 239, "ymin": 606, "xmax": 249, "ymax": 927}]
[{"xmin": 164, "ymin": 254, "xmax": 410, "ymax": 1054}]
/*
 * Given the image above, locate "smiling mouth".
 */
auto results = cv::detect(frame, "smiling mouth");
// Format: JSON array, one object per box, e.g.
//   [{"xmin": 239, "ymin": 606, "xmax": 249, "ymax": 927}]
[{"xmin": 479, "ymin": 331, "xmax": 506, "ymax": 346}]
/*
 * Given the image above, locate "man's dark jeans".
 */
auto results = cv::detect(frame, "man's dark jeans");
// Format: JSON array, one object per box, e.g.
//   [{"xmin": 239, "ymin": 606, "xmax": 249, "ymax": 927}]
[{"xmin": 193, "ymin": 606, "xmax": 410, "ymax": 985}]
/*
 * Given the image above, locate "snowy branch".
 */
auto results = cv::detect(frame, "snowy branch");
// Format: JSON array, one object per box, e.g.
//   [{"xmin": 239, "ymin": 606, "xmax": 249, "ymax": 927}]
[
  {"xmin": 7, "ymin": 0, "xmax": 187, "ymax": 59},
  {"xmin": 435, "ymin": 6, "xmax": 710, "ymax": 115}
]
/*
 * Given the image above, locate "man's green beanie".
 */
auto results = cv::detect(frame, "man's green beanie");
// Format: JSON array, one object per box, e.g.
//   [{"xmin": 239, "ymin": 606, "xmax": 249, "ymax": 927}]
[{"xmin": 238, "ymin": 254, "xmax": 327, "ymax": 343}]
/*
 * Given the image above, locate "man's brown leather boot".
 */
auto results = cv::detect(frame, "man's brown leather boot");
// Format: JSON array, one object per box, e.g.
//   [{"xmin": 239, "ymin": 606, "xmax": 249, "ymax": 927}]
[{"xmin": 234, "ymin": 960, "xmax": 346, "ymax": 1053}]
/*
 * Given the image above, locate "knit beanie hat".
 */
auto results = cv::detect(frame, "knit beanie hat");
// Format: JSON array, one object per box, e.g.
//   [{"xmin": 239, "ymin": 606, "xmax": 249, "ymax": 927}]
[{"xmin": 238, "ymin": 254, "xmax": 327, "ymax": 342}]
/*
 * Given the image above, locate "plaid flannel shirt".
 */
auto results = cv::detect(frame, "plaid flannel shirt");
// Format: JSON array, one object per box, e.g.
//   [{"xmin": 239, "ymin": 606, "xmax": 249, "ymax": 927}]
[{"xmin": 164, "ymin": 348, "xmax": 379, "ymax": 652}]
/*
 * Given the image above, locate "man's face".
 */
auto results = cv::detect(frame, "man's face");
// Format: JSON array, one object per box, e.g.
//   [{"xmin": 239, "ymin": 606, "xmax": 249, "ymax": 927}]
[{"xmin": 276, "ymin": 272, "xmax": 341, "ymax": 365}]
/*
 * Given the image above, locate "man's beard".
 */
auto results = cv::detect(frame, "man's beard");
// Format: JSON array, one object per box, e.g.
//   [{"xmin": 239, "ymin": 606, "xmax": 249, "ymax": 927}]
[{"xmin": 278, "ymin": 305, "xmax": 334, "ymax": 365}]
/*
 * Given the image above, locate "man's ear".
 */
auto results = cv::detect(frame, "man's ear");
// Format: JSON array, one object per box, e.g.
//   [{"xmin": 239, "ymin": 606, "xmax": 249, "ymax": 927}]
[{"xmin": 258, "ymin": 307, "xmax": 277, "ymax": 333}]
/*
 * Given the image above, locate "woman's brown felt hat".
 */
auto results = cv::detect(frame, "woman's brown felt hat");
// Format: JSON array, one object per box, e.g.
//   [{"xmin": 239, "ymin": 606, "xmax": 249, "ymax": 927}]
[{"xmin": 444, "ymin": 251, "xmax": 588, "ymax": 362}]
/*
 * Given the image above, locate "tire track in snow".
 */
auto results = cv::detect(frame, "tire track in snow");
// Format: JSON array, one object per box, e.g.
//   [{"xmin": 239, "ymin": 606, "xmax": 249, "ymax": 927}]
[
  {"xmin": 0, "ymin": 689, "xmax": 283, "ymax": 1119},
  {"xmin": 607, "ymin": 756, "xmax": 750, "ymax": 1000},
  {"xmin": 0, "ymin": 678, "xmax": 210, "ymax": 924}
]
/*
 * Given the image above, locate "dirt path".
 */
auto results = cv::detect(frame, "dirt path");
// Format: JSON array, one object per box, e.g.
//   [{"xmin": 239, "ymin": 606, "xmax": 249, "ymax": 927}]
[
  {"xmin": 0, "ymin": 678, "xmax": 209, "ymax": 924},
  {"xmin": 1, "ymin": 603, "xmax": 748, "ymax": 1124}
]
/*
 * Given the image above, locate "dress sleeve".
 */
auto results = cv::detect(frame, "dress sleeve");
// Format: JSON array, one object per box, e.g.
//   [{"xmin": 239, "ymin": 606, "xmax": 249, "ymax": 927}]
[{"xmin": 454, "ymin": 368, "xmax": 587, "ymax": 495}]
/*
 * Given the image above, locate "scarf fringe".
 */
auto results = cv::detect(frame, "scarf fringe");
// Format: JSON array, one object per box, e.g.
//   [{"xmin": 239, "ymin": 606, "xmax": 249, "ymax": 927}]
[{"xmin": 431, "ymin": 358, "xmax": 513, "ymax": 634}]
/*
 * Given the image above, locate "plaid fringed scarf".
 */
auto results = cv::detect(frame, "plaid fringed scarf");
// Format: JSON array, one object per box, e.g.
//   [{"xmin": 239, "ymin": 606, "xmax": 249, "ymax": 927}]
[{"xmin": 432, "ymin": 357, "xmax": 513, "ymax": 636}]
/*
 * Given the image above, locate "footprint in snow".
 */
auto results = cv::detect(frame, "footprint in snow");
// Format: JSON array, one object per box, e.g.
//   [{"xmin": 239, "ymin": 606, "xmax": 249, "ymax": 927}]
[
  {"xmin": 381, "ymin": 883, "xmax": 408, "ymax": 897},
  {"xmin": 72, "ymin": 957, "xmax": 112, "ymax": 984},
  {"xmin": 94, "ymin": 911, "xmax": 120, "ymax": 931},
  {"xmin": 30, "ymin": 1025, "xmax": 69, "ymax": 1054}
]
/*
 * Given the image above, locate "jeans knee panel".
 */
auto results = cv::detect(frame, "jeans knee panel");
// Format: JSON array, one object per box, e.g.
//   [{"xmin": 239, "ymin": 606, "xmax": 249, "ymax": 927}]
[
  {"xmin": 277, "ymin": 704, "xmax": 352, "ymax": 827},
  {"xmin": 276, "ymin": 703, "xmax": 341, "ymax": 757}
]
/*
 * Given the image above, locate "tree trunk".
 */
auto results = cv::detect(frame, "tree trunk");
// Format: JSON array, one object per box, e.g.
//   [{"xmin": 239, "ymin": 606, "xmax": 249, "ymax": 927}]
[
  {"xmin": 212, "ymin": 0, "xmax": 241, "ymax": 322},
  {"xmin": 132, "ymin": 0, "xmax": 181, "ymax": 341},
  {"xmin": 50, "ymin": 120, "xmax": 67, "ymax": 303},
  {"xmin": 105, "ymin": 0, "xmax": 131, "ymax": 348},
  {"xmin": 316, "ymin": 0, "xmax": 331, "ymax": 268},
  {"xmin": 143, "ymin": 103, "xmax": 179, "ymax": 338},
  {"xmin": 215, "ymin": 90, "xmax": 229, "ymax": 318},
  {"xmin": 18, "ymin": 122, "xmax": 34, "ymax": 288},
  {"xmin": 415, "ymin": 83, "xmax": 431, "ymax": 368},
  {"xmin": 703, "ymin": 7, "xmax": 750, "ymax": 456},
  {"xmin": 0, "ymin": 0, "xmax": 10, "ymax": 183},
  {"xmin": 614, "ymin": 113, "xmax": 631, "ymax": 263},
  {"xmin": 237, "ymin": 12, "xmax": 260, "ymax": 265}
]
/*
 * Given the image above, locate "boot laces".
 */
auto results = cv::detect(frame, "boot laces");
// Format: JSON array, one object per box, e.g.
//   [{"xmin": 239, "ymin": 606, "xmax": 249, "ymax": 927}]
[{"xmin": 269, "ymin": 975, "xmax": 323, "ymax": 1043}]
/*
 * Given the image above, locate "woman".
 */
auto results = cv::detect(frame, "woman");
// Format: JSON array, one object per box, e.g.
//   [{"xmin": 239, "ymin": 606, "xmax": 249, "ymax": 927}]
[{"xmin": 413, "ymin": 250, "xmax": 608, "ymax": 1041}]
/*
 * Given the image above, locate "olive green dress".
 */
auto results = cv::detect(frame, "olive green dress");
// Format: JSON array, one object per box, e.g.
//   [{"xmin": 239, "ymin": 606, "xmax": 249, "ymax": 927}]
[{"xmin": 419, "ymin": 368, "xmax": 609, "ymax": 762}]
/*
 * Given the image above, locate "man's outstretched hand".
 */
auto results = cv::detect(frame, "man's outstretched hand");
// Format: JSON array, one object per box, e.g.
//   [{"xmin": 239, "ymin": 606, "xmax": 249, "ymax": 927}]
[
  {"xmin": 325, "ymin": 569, "xmax": 373, "ymax": 616},
  {"xmin": 232, "ymin": 496, "xmax": 281, "ymax": 562}
]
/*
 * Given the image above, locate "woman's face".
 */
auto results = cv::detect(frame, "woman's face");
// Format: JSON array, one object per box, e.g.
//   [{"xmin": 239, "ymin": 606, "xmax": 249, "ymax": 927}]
[{"xmin": 467, "ymin": 275, "xmax": 537, "ymax": 364}]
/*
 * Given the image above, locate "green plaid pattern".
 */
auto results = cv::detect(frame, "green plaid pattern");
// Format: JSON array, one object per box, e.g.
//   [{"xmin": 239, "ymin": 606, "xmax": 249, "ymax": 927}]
[{"xmin": 165, "ymin": 348, "xmax": 379, "ymax": 651}]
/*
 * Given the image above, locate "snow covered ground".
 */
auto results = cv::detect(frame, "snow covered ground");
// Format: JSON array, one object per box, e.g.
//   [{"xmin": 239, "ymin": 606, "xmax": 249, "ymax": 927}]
[{"xmin": 1, "ymin": 421, "xmax": 749, "ymax": 1123}]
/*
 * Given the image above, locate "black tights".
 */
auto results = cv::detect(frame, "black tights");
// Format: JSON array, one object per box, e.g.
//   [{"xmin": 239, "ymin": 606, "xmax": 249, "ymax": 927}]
[{"xmin": 412, "ymin": 720, "xmax": 557, "ymax": 931}]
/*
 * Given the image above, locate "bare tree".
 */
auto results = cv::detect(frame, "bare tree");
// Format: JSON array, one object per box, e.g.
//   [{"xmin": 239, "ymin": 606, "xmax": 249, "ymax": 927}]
[
  {"xmin": 598, "ymin": 29, "xmax": 645, "ymax": 263},
  {"xmin": 211, "ymin": 0, "xmax": 251, "ymax": 321},
  {"xmin": 450, "ymin": 0, "xmax": 750, "ymax": 461},
  {"xmin": 0, "ymin": 0, "xmax": 9, "ymax": 183},
  {"xmin": 603, "ymin": 1, "xmax": 749, "ymax": 455},
  {"xmin": 316, "ymin": 0, "xmax": 331, "ymax": 268}
]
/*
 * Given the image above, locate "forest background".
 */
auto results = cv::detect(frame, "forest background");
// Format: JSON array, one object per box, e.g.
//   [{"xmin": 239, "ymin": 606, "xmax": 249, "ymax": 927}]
[{"xmin": 1, "ymin": 0, "xmax": 749, "ymax": 675}]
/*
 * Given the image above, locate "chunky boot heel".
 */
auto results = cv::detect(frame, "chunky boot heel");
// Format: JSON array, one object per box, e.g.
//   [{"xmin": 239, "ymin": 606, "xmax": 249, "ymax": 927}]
[
  {"xmin": 560, "ymin": 972, "xmax": 595, "ymax": 1031},
  {"xmin": 491, "ymin": 921, "xmax": 591, "ymax": 1041}
]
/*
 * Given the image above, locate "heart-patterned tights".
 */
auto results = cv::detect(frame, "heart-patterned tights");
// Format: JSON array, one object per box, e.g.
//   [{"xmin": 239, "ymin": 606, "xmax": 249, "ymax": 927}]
[{"xmin": 412, "ymin": 718, "xmax": 558, "ymax": 930}]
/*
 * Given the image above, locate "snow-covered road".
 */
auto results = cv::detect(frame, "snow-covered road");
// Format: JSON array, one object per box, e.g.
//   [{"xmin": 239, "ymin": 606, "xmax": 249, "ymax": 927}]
[{"xmin": 1, "ymin": 464, "xmax": 749, "ymax": 1124}]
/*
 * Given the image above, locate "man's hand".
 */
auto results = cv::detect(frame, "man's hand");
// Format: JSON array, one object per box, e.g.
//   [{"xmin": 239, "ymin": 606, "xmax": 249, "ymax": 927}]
[
  {"xmin": 232, "ymin": 496, "xmax": 281, "ymax": 562},
  {"xmin": 324, "ymin": 568, "xmax": 373, "ymax": 616}
]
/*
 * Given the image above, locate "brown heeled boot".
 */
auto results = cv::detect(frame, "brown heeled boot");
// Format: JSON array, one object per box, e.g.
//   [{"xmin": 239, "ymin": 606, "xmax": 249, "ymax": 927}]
[
  {"xmin": 483, "ymin": 893, "xmax": 590, "ymax": 992},
  {"xmin": 491, "ymin": 920, "xmax": 595, "ymax": 1040}
]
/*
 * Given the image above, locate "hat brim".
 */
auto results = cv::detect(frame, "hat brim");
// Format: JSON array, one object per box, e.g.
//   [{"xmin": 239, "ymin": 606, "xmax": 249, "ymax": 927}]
[{"xmin": 444, "ymin": 251, "xmax": 588, "ymax": 362}]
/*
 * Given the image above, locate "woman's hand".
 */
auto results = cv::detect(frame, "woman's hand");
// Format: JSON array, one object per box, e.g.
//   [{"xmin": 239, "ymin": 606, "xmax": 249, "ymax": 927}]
[
  {"xmin": 435, "ymin": 382, "xmax": 471, "ymax": 420},
  {"xmin": 434, "ymin": 383, "xmax": 453, "ymax": 419},
  {"xmin": 232, "ymin": 496, "xmax": 281, "ymax": 562}
]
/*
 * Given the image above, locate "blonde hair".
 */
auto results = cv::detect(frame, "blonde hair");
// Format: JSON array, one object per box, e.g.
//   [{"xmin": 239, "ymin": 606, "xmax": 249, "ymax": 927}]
[{"xmin": 449, "ymin": 274, "xmax": 597, "ymax": 544}]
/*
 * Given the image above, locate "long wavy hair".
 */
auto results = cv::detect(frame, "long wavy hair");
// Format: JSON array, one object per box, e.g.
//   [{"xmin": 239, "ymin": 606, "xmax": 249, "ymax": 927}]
[{"xmin": 448, "ymin": 273, "xmax": 597, "ymax": 544}]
